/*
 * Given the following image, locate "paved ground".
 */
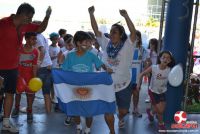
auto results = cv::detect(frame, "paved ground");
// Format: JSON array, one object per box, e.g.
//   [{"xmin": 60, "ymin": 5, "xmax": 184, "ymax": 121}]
[{"xmin": 0, "ymin": 82, "xmax": 199, "ymax": 134}]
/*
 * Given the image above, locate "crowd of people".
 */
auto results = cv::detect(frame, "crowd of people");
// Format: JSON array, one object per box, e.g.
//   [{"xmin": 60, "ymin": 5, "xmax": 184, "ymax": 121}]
[{"xmin": 0, "ymin": 3, "xmax": 176, "ymax": 134}]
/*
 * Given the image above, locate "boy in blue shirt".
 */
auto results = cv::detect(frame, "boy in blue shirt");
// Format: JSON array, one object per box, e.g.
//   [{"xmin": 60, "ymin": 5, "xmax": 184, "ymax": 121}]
[{"xmin": 62, "ymin": 31, "xmax": 112, "ymax": 134}]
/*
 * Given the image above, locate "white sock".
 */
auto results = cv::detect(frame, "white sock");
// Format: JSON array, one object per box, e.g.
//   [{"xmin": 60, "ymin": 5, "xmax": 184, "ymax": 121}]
[
  {"xmin": 134, "ymin": 108, "xmax": 138, "ymax": 113},
  {"xmin": 3, "ymin": 118, "xmax": 9, "ymax": 126},
  {"xmin": 85, "ymin": 127, "xmax": 91, "ymax": 133},
  {"xmin": 76, "ymin": 124, "xmax": 82, "ymax": 130}
]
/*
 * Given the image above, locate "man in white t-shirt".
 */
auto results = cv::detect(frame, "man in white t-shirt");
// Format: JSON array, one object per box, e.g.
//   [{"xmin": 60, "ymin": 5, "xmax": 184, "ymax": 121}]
[{"xmin": 36, "ymin": 33, "xmax": 52, "ymax": 113}]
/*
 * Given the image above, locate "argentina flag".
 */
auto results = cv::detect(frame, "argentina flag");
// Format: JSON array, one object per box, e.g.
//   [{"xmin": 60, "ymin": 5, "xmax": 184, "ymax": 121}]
[{"xmin": 52, "ymin": 69, "xmax": 116, "ymax": 117}]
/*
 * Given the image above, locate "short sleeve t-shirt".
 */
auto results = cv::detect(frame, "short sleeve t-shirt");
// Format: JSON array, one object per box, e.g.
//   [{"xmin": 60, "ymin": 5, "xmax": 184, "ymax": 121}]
[
  {"xmin": 61, "ymin": 51, "xmax": 103, "ymax": 72},
  {"xmin": 49, "ymin": 45, "xmax": 60, "ymax": 68},
  {"xmin": 0, "ymin": 15, "xmax": 39, "ymax": 69},
  {"xmin": 18, "ymin": 47, "xmax": 38, "ymax": 80},
  {"xmin": 36, "ymin": 34, "xmax": 52, "ymax": 67},
  {"xmin": 97, "ymin": 34, "xmax": 136, "ymax": 92},
  {"xmin": 149, "ymin": 65, "xmax": 171, "ymax": 94}
]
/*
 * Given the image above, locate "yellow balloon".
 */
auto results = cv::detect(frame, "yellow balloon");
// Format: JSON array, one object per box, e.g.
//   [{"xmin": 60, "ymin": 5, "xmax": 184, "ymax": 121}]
[{"xmin": 28, "ymin": 78, "xmax": 43, "ymax": 92}]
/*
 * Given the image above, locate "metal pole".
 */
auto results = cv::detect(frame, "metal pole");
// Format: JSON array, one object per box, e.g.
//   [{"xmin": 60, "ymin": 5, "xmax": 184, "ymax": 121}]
[
  {"xmin": 158, "ymin": 0, "xmax": 167, "ymax": 53},
  {"xmin": 183, "ymin": 0, "xmax": 199, "ymax": 111}
]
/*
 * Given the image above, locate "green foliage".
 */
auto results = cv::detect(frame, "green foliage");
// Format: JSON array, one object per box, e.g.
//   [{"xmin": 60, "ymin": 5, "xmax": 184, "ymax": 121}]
[
  {"xmin": 186, "ymin": 103, "xmax": 200, "ymax": 113},
  {"xmin": 145, "ymin": 17, "xmax": 159, "ymax": 27}
]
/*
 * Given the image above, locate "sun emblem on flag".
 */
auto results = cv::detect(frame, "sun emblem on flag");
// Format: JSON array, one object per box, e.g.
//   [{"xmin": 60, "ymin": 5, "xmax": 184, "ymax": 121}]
[{"xmin": 73, "ymin": 87, "xmax": 92, "ymax": 99}]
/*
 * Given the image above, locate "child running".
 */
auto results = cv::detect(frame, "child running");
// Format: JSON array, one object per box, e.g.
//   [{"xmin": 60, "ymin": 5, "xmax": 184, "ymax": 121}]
[
  {"xmin": 61, "ymin": 31, "xmax": 112, "ymax": 134},
  {"xmin": 144, "ymin": 38, "xmax": 159, "ymax": 103},
  {"xmin": 11, "ymin": 32, "xmax": 39, "ymax": 123},
  {"xmin": 136, "ymin": 50, "xmax": 175, "ymax": 131}
]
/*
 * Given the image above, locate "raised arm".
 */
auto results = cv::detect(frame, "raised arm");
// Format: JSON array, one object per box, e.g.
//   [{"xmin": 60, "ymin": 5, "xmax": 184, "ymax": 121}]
[
  {"xmin": 137, "ymin": 66, "xmax": 152, "ymax": 90},
  {"xmin": 88, "ymin": 6, "xmax": 101, "ymax": 37},
  {"xmin": 119, "ymin": 9, "xmax": 136, "ymax": 43},
  {"xmin": 36, "ymin": 6, "xmax": 52, "ymax": 33}
]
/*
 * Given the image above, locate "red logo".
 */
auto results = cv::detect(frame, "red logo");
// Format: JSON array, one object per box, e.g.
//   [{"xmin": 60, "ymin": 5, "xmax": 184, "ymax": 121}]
[
  {"xmin": 174, "ymin": 111, "xmax": 187, "ymax": 124},
  {"xmin": 171, "ymin": 111, "xmax": 198, "ymax": 130}
]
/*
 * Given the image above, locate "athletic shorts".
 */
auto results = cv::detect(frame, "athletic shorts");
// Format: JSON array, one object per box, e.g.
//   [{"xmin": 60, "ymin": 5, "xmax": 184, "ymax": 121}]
[
  {"xmin": 37, "ymin": 67, "xmax": 52, "ymax": 95},
  {"xmin": 115, "ymin": 83, "xmax": 132, "ymax": 110},
  {"xmin": 0, "ymin": 69, "xmax": 18, "ymax": 94},
  {"xmin": 148, "ymin": 89, "xmax": 166, "ymax": 105}
]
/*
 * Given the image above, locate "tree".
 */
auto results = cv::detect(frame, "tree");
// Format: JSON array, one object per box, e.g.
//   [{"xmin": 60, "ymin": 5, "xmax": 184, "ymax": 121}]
[{"xmin": 145, "ymin": 16, "xmax": 159, "ymax": 27}]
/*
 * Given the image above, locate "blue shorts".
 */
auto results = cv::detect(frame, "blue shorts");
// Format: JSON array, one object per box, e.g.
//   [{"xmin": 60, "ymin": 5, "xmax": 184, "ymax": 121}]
[
  {"xmin": 37, "ymin": 67, "xmax": 52, "ymax": 95},
  {"xmin": 148, "ymin": 90, "xmax": 166, "ymax": 105},
  {"xmin": 0, "ymin": 69, "xmax": 18, "ymax": 94},
  {"xmin": 115, "ymin": 83, "xmax": 132, "ymax": 110}
]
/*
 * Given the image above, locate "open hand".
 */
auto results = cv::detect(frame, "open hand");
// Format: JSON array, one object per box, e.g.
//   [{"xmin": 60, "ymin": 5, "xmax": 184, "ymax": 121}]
[
  {"xmin": 119, "ymin": 9, "xmax": 128, "ymax": 17},
  {"xmin": 88, "ymin": 6, "xmax": 95, "ymax": 14},
  {"xmin": 46, "ymin": 6, "xmax": 52, "ymax": 18}
]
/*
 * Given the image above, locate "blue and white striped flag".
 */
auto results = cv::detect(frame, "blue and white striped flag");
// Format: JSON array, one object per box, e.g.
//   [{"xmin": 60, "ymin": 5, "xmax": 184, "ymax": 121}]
[{"xmin": 52, "ymin": 69, "xmax": 116, "ymax": 117}]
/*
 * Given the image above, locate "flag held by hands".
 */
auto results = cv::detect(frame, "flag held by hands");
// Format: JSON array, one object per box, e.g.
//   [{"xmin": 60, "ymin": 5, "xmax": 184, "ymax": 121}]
[{"xmin": 52, "ymin": 69, "xmax": 116, "ymax": 117}]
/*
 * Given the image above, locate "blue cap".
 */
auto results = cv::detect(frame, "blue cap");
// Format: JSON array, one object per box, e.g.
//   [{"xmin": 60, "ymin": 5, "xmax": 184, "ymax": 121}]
[{"xmin": 49, "ymin": 32, "xmax": 59, "ymax": 38}]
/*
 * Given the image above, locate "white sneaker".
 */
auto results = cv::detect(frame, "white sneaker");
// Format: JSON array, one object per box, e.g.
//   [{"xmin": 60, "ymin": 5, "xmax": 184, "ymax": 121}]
[
  {"xmin": 84, "ymin": 127, "xmax": 91, "ymax": 134},
  {"xmin": 76, "ymin": 128, "xmax": 82, "ymax": 134},
  {"xmin": 145, "ymin": 99, "xmax": 150, "ymax": 103},
  {"xmin": 118, "ymin": 119, "xmax": 125, "ymax": 128},
  {"xmin": 76, "ymin": 124, "xmax": 82, "ymax": 134},
  {"xmin": 64, "ymin": 116, "xmax": 72, "ymax": 126},
  {"xmin": 1, "ymin": 123, "xmax": 19, "ymax": 133}
]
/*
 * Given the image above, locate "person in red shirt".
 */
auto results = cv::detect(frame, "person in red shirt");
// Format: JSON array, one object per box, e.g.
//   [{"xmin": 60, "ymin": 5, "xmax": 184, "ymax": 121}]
[
  {"xmin": 0, "ymin": 76, "xmax": 4, "ymax": 121},
  {"xmin": 11, "ymin": 32, "xmax": 38, "ymax": 124},
  {"xmin": 0, "ymin": 3, "xmax": 52, "ymax": 133},
  {"xmin": 0, "ymin": 76, "xmax": 3, "ymax": 89}
]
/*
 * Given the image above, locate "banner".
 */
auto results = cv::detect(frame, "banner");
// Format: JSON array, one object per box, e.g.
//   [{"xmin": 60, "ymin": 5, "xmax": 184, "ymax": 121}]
[{"xmin": 52, "ymin": 69, "xmax": 116, "ymax": 117}]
